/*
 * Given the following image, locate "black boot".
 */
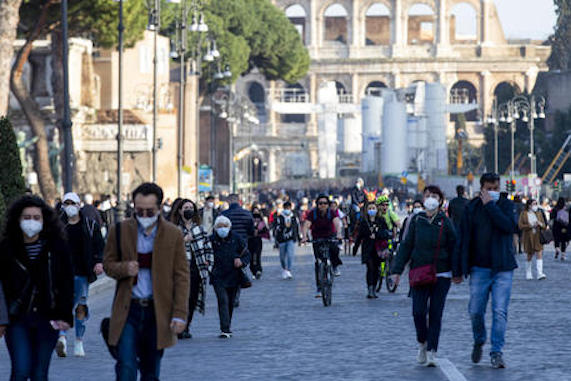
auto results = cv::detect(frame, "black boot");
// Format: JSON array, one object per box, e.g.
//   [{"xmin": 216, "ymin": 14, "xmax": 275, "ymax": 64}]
[{"xmin": 367, "ymin": 286, "xmax": 375, "ymax": 299}]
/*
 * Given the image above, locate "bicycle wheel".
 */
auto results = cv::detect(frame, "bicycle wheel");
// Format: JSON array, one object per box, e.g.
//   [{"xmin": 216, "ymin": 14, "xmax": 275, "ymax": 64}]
[
  {"xmin": 385, "ymin": 255, "xmax": 398, "ymax": 293},
  {"xmin": 320, "ymin": 261, "xmax": 333, "ymax": 306},
  {"xmin": 376, "ymin": 261, "xmax": 385, "ymax": 293}
]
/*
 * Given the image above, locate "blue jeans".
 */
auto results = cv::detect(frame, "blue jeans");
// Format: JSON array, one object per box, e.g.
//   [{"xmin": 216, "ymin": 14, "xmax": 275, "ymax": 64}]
[
  {"xmin": 60, "ymin": 275, "xmax": 89, "ymax": 339},
  {"xmin": 469, "ymin": 267, "xmax": 513, "ymax": 354},
  {"xmin": 5, "ymin": 313, "xmax": 59, "ymax": 381},
  {"xmin": 279, "ymin": 241, "xmax": 295, "ymax": 271},
  {"xmin": 116, "ymin": 302, "xmax": 164, "ymax": 381}
]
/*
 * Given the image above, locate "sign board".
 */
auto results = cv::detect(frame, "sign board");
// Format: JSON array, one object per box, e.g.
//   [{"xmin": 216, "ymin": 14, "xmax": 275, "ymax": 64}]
[
  {"xmin": 564, "ymin": 173, "xmax": 571, "ymax": 183},
  {"xmin": 198, "ymin": 166, "xmax": 213, "ymax": 193}
]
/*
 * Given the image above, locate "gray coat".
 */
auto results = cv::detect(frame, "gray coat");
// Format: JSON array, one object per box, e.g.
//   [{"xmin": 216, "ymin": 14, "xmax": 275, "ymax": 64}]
[{"xmin": 0, "ymin": 282, "xmax": 8, "ymax": 325}]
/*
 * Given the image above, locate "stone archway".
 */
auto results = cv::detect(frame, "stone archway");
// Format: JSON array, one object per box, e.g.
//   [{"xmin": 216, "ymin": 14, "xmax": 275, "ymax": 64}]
[
  {"xmin": 407, "ymin": 2, "xmax": 436, "ymax": 45},
  {"xmin": 450, "ymin": 80, "xmax": 478, "ymax": 121},
  {"xmin": 450, "ymin": 2, "xmax": 478, "ymax": 44},
  {"xmin": 364, "ymin": 2, "xmax": 391, "ymax": 46},
  {"xmin": 323, "ymin": 3, "xmax": 350, "ymax": 44},
  {"xmin": 365, "ymin": 80, "xmax": 388, "ymax": 96}
]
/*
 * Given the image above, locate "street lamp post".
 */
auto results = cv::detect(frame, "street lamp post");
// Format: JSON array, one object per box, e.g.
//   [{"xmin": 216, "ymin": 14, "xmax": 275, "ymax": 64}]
[
  {"xmin": 498, "ymin": 102, "xmax": 514, "ymax": 179},
  {"xmin": 510, "ymin": 94, "xmax": 546, "ymax": 177},
  {"xmin": 61, "ymin": 0, "xmax": 74, "ymax": 193},
  {"xmin": 487, "ymin": 97, "xmax": 499, "ymax": 174},
  {"xmin": 116, "ymin": 0, "xmax": 125, "ymax": 220},
  {"xmin": 147, "ymin": 0, "xmax": 160, "ymax": 183}
]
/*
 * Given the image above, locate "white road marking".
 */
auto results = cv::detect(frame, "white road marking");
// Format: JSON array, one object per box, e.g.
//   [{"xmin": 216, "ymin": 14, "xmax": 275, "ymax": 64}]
[{"xmin": 439, "ymin": 358, "xmax": 469, "ymax": 381}]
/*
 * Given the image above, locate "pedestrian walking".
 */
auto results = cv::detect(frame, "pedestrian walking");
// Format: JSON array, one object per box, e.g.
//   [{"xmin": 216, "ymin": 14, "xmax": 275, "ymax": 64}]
[
  {"xmin": 448, "ymin": 185, "xmax": 469, "ymax": 229},
  {"xmin": 249, "ymin": 205, "xmax": 269, "ymax": 279},
  {"xmin": 200, "ymin": 195, "xmax": 219, "ymax": 235},
  {"xmin": 221, "ymin": 194, "xmax": 254, "ymax": 308},
  {"xmin": 0, "ymin": 195, "xmax": 74, "ymax": 380},
  {"xmin": 103, "ymin": 183, "xmax": 190, "ymax": 381},
  {"xmin": 56, "ymin": 192, "xmax": 104, "ymax": 358},
  {"xmin": 210, "ymin": 216, "xmax": 251, "ymax": 338},
  {"xmin": 400, "ymin": 200, "xmax": 423, "ymax": 243},
  {"xmin": 550, "ymin": 197, "xmax": 569, "ymax": 261},
  {"xmin": 390, "ymin": 186, "xmax": 459, "ymax": 367},
  {"xmin": 518, "ymin": 199, "xmax": 547, "ymax": 280},
  {"xmin": 170, "ymin": 199, "xmax": 214, "ymax": 339},
  {"xmin": 456, "ymin": 173, "xmax": 518, "ymax": 369},
  {"xmin": 353, "ymin": 202, "xmax": 391, "ymax": 299},
  {"xmin": 274, "ymin": 201, "xmax": 300, "ymax": 279}
]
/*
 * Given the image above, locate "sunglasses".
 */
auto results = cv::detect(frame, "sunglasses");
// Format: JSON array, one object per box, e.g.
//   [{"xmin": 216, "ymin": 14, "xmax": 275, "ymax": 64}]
[
  {"xmin": 318, "ymin": 202, "xmax": 329, "ymax": 205},
  {"xmin": 135, "ymin": 208, "xmax": 157, "ymax": 217}
]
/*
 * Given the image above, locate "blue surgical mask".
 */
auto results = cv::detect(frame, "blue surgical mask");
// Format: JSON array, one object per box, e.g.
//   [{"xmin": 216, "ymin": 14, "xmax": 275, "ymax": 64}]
[
  {"xmin": 367, "ymin": 209, "xmax": 377, "ymax": 217},
  {"xmin": 216, "ymin": 227, "xmax": 230, "ymax": 238},
  {"xmin": 282, "ymin": 209, "xmax": 292, "ymax": 216},
  {"xmin": 488, "ymin": 191, "xmax": 500, "ymax": 202}
]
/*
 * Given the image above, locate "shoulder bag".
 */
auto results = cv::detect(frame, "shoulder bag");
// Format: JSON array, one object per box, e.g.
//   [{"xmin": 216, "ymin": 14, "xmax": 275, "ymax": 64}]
[{"xmin": 408, "ymin": 221, "xmax": 444, "ymax": 288}]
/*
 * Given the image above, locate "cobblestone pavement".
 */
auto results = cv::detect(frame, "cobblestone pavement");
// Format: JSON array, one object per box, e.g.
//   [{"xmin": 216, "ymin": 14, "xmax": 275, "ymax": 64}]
[{"xmin": 1, "ymin": 243, "xmax": 570, "ymax": 381}]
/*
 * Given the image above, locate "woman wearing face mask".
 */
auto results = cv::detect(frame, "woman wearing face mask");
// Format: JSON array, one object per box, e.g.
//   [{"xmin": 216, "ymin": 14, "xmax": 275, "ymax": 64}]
[
  {"xmin": 209, "ymin": 216, "xmax": 250, "ymax": 338},
  {"xmin": 170, "ymin": 199, "xmax": 214, "ymax": 339},
  {"xmin": 353, "ymin": 202, "xmax": 392, "ymax": 298},
  {"xmin": 390, "ymin": 186, "xmax": 459, "ymax": 367},
  {"xmin": 0, "ymin": 195, "xmax": 74, "ymax": 380},
  {"xmin": 518, "ymin": 199, "xmax": 547, "ymax": 280},
  {"xmin": 249, "ymin": 205, "xmax": 270, "ymax": 280}
]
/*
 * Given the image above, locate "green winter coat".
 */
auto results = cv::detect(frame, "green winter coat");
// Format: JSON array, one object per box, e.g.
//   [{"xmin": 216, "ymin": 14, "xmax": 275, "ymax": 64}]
[{"xmin": 391, "ymin": 211, "xmax": 458, "ymax": 276}]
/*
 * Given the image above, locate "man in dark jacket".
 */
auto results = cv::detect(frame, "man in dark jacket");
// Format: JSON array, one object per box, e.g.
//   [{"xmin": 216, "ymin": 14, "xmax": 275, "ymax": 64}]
[
  {"xmin": 0, "ymin": 283, "xmax": 8, "ymax": 338},
  {"xmin": 56, "ymin": 192, "xmax": 104, "ymax": 358},
  {"xmin": 350, "ymin": 178, "xmax": 365, "ymax": 212},
  {"xmin": 221, "ymin": 194, "xmax": 254, "ymax": 307},
  {"xmin": 455, "ymin": 173, "xmax": 517, "ymax": 369},
  {"xmin": 448, "ymin": 185, "xmax": 469, "ymax": 228}
]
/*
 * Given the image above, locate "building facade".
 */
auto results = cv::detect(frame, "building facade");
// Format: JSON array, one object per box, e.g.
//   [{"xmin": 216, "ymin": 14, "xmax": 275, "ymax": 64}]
[{"xmin": 231, "ymin": 0, "xmax": 550, "ymax": 183}]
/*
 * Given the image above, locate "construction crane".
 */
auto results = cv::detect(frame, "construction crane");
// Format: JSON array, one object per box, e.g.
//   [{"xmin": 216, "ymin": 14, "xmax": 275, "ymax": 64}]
[{"xmin": 541, "ymin": 134, "xmax": 571, "ymax": 184}]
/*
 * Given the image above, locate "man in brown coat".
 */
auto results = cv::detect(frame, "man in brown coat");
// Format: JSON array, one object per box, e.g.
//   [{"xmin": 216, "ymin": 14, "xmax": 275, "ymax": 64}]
[{"xmin": 103, "ymin": 183, "xmax": 189, "ymax": 380}]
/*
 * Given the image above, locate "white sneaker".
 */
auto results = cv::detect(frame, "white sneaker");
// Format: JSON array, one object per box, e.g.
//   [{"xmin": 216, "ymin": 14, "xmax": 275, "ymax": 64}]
[
  {"xmin": 333, "ymin": 267, "xmax": 341, "ymax": 277},
  {"xmin": 286, "ymin": 270, "xmax": 293, "ymax": 279},
  {"xmin": 56, "ymin": 336, "xmax": 67, "ymax": 358},
  {"xmin": 425, "ymin": 350, "xmax": 437, "ymax": 367},
  {"xmin": 537, "ymin": 273, "xmax": 547, "ymax": 280},
  {"xmin": 281, "ymin": 270, "xmax": 289, "ymax": 280},
  {"xmin": 74, "ymin": 340, "xmax": 85, "ymax": 357},
  {"xmin": 417, "ymin": 342, "xmax": 427, "ymax": 364}
]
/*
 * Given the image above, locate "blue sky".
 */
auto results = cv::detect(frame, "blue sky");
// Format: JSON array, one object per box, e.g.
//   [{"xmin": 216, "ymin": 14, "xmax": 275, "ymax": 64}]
[{"xmin": 493, "ymin": 0, "xmax": 556, "ymax": 39}]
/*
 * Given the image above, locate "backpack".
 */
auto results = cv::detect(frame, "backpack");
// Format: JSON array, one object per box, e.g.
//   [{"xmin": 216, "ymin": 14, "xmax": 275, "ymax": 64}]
[{"xmin": 556, "ymin": 209, "xmax": 569, "ymax": 225}]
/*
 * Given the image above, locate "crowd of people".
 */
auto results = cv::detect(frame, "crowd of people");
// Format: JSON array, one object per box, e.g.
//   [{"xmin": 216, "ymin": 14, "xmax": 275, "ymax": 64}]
[{"xmin": 0, "ymin": 173, "xmax": 568, "ymax": 379}]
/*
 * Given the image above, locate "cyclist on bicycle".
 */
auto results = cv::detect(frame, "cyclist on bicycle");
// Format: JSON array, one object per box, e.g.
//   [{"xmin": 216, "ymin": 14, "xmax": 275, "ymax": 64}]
[
  {"xmin": 301, "ymin": 194, "xmax": 344, "ymax": 297},
  {"xmin": 376, "ymin": 195, "xmax": 400, "ymax": 239}
]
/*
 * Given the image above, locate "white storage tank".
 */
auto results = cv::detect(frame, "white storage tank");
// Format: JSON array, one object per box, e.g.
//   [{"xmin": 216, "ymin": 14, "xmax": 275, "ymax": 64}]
[
  {"xmin": 361, "ymin": 96, "xmax": 384, "ymax": 172},
  {"xmin": 424, "ymin": 83, "xmax": 448, "ymax": 174},
  {"xmin": 381, "ymin": 91, "xmax": 407, "ymax": 175}
]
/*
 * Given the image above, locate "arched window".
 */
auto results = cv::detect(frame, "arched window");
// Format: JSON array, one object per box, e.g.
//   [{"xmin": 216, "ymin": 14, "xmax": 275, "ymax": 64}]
[
  {"xmin": 365, "ymin": 3, "xmax": 391, "ymax": 46},
  {"xmin": 248, "ymin": 82, "xmax": 267, "ymax": 123},
  {"xmin": 324, "ymin": 4, "xmax": 348, "ymax": 44},
  {"xmin": 281, "ymin": 83, "xmax": 308, "ymax": 123},
  {"xmin": 408, "ymin": 3, "xmax": 435, "ymax": 45},
  {"xmin": 365, "ymin": 81, "xmax": 388, "ymax": 96},
  {"xmin": 450, "ymin": 80, "xmax": 478, "ymax": 121},
  {"xmin": 450, "ymin": 3, "xmax": 477, "ymax": 44},
  {"xmin": 494, "ymin": 82, "xmax": 520, "ymax": 105},
  {"xmin": 286, "ymin": 4, "xmax": 307, "ymax": 44},
  {"xmin": 335, "ymin": 81, "xmax": 347, "ymax": 95}
]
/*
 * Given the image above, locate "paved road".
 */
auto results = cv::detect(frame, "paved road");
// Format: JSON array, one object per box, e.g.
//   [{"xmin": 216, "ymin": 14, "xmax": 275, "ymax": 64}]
[{"xmin": 1, "ymin": 243, "xmax": 570, "ymax": 381}]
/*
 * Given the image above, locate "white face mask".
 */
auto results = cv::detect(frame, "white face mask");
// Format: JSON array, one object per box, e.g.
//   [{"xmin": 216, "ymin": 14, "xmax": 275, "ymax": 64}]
[
  {"xmin": 20, "ymin": 220, "xmax": 43, "ymax": 238},
  {"xmin": 356, "ymin": 183, "xmax": 362, "ymax": 189},
  {"xmin": 423, "ymin": 197, "xmax": 439, "ymax": 211},
  {"xmin": 488, "ymin": 191, "xmax": 501, "ymax": 202},
  {"xmin": 64, "ymin": 205, "xmax": 79, "ymax": 218},
  {"xmin": 216, "ymin": 227, "xmax": 230, "ymax": 238},
  {"xmin": 531, "ymin": 205, "xmax": 539, "ymax": 212},
  {"xmin": 413, "ymin": 208, "xmax": 423, "ymax": 215},
  {"xmin": 137, "ymin": 214, "xmax": 158, "ymax": 229},
  {"xmin": 207, "ymin": 202, "xmax": 214, "ymax": 209}
]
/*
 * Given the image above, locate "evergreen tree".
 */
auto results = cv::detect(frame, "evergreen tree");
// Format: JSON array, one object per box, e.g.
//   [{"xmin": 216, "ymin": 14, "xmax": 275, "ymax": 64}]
[
  {"xmin": 0, "ymin": 117, "xmax": 26, "ymax": 206},
  {"xmin": 548, "ymin": 0, "xmax": 571, "ymax": 70}
]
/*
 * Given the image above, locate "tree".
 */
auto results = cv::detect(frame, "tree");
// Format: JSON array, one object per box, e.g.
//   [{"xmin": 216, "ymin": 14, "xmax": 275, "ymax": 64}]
[
  {"xmin": 0, "ymin": 0, "xmax": 24, "ymax": 116},
  {"xmin": 548, "ymin": 0, "xmax": 571, "ymax": 70},
  {"xmin": 0, "ymin": 117, "xmax": 26, "ymax": 206}
]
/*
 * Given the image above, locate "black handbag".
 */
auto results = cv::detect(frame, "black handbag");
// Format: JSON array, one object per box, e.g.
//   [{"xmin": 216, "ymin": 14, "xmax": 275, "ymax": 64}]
[
  {"xmin": 100, "ymin": 223, "xmax": 121, "ymax": 359},
  {"xmin": 540, "ymin": 228, "xmax": 554, "ymax": 245}
]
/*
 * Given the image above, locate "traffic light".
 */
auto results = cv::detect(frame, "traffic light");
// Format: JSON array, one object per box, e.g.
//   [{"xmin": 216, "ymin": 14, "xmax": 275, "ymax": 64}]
[
  {"xmin": 511, "ymin": 179, "xmax": 516, "ymax": 192},
  {"xmin": 505, "ymin": 180, "xmax": 510, "ymax": 192},
  {"xmin": 554, "ymin": 180, "xmax": 562, "ymax": 192},
  {"xmin": 505, "ymin": 179, "xmax": 516, "ymax": 192}
]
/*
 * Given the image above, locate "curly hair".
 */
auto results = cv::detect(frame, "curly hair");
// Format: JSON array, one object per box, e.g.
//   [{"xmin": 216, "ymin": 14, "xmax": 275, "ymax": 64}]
[
  {"xmin": 1, "ymin": 195, "xmax": 66, "ymax": 247},
  {"xmin": 170, "ymin": 199, "xmax": 201, "ymax": 226}
]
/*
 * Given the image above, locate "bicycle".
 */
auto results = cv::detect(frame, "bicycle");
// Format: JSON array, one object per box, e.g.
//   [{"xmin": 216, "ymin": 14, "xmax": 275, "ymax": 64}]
[
  {"xmin": 312, "ymin": 238, "xmax": 337, "ymax": 306},
  {"xmin": 377, "ymin": 238, "xmax": 399, "ymax": 293}
]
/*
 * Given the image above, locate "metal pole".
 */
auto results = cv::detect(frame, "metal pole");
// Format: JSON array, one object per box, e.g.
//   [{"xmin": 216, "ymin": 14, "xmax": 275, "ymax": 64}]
[
  {"xmin": 117, "ymin": 0, "xmax": 125, "ymax": 220},
  {"xmin": 510, "ymin": 118, "xmax": 515, "ymax": 180},
  {"xmin": 210, "ymin": 90, "xmax": 216, "ymax": 184},
  {"xmin": 152, "ymin": 0, "xmax": 159, "ymax": 183},
  {"xmin": 61, "ymin": 0, "xmax": 74, "ymax": 192},
  {"xmin": 229, "ymin": 121, "xmax": 234, "ymax": 193},
  {"xmin": 494, "ymin": 122, "xmax": 498, "ymax": 174},
  {"xmin": 177, "ymin": 0, "xmax": 186, "ymax": 197},
  {"xmin": 195, "ymin": 32, "xmax": 203, "ymax": 198},
  {"xmin": 530, "ymin": 97, "xmax": 536, "ymax": 175}
]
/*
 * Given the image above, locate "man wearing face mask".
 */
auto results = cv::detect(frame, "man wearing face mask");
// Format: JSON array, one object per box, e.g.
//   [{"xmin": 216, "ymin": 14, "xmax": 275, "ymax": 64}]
[
  {"xmin": 455, "ymin": 173, "xmax": 518, "ymax": 369},
  {"xmin": 103, "ymin": 183, "xmax": 190, "ymax": 380},
  {"xmin": 200, "ymin": 195, "xmax": 219, "ymax": 234},
  {"xmin": 56, "ymin": 192, "xmax": 104, "ymax": 358},
  {"xmin": 400, "ymin": 200, "xmax": 424, "ymax": 243}
]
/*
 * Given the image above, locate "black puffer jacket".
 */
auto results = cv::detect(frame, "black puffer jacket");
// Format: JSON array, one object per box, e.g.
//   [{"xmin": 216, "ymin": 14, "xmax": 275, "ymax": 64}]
[
  {"xmin": 210, "ymin": 231, "xmax": 251, "ymax": 288},
  {"xmin": 353, "ymin": 216, "xmax": 392, "ymax": 263},
  {"xmin": 0, "ymin": 237, "xmax": 74, "ymax": 325}
]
